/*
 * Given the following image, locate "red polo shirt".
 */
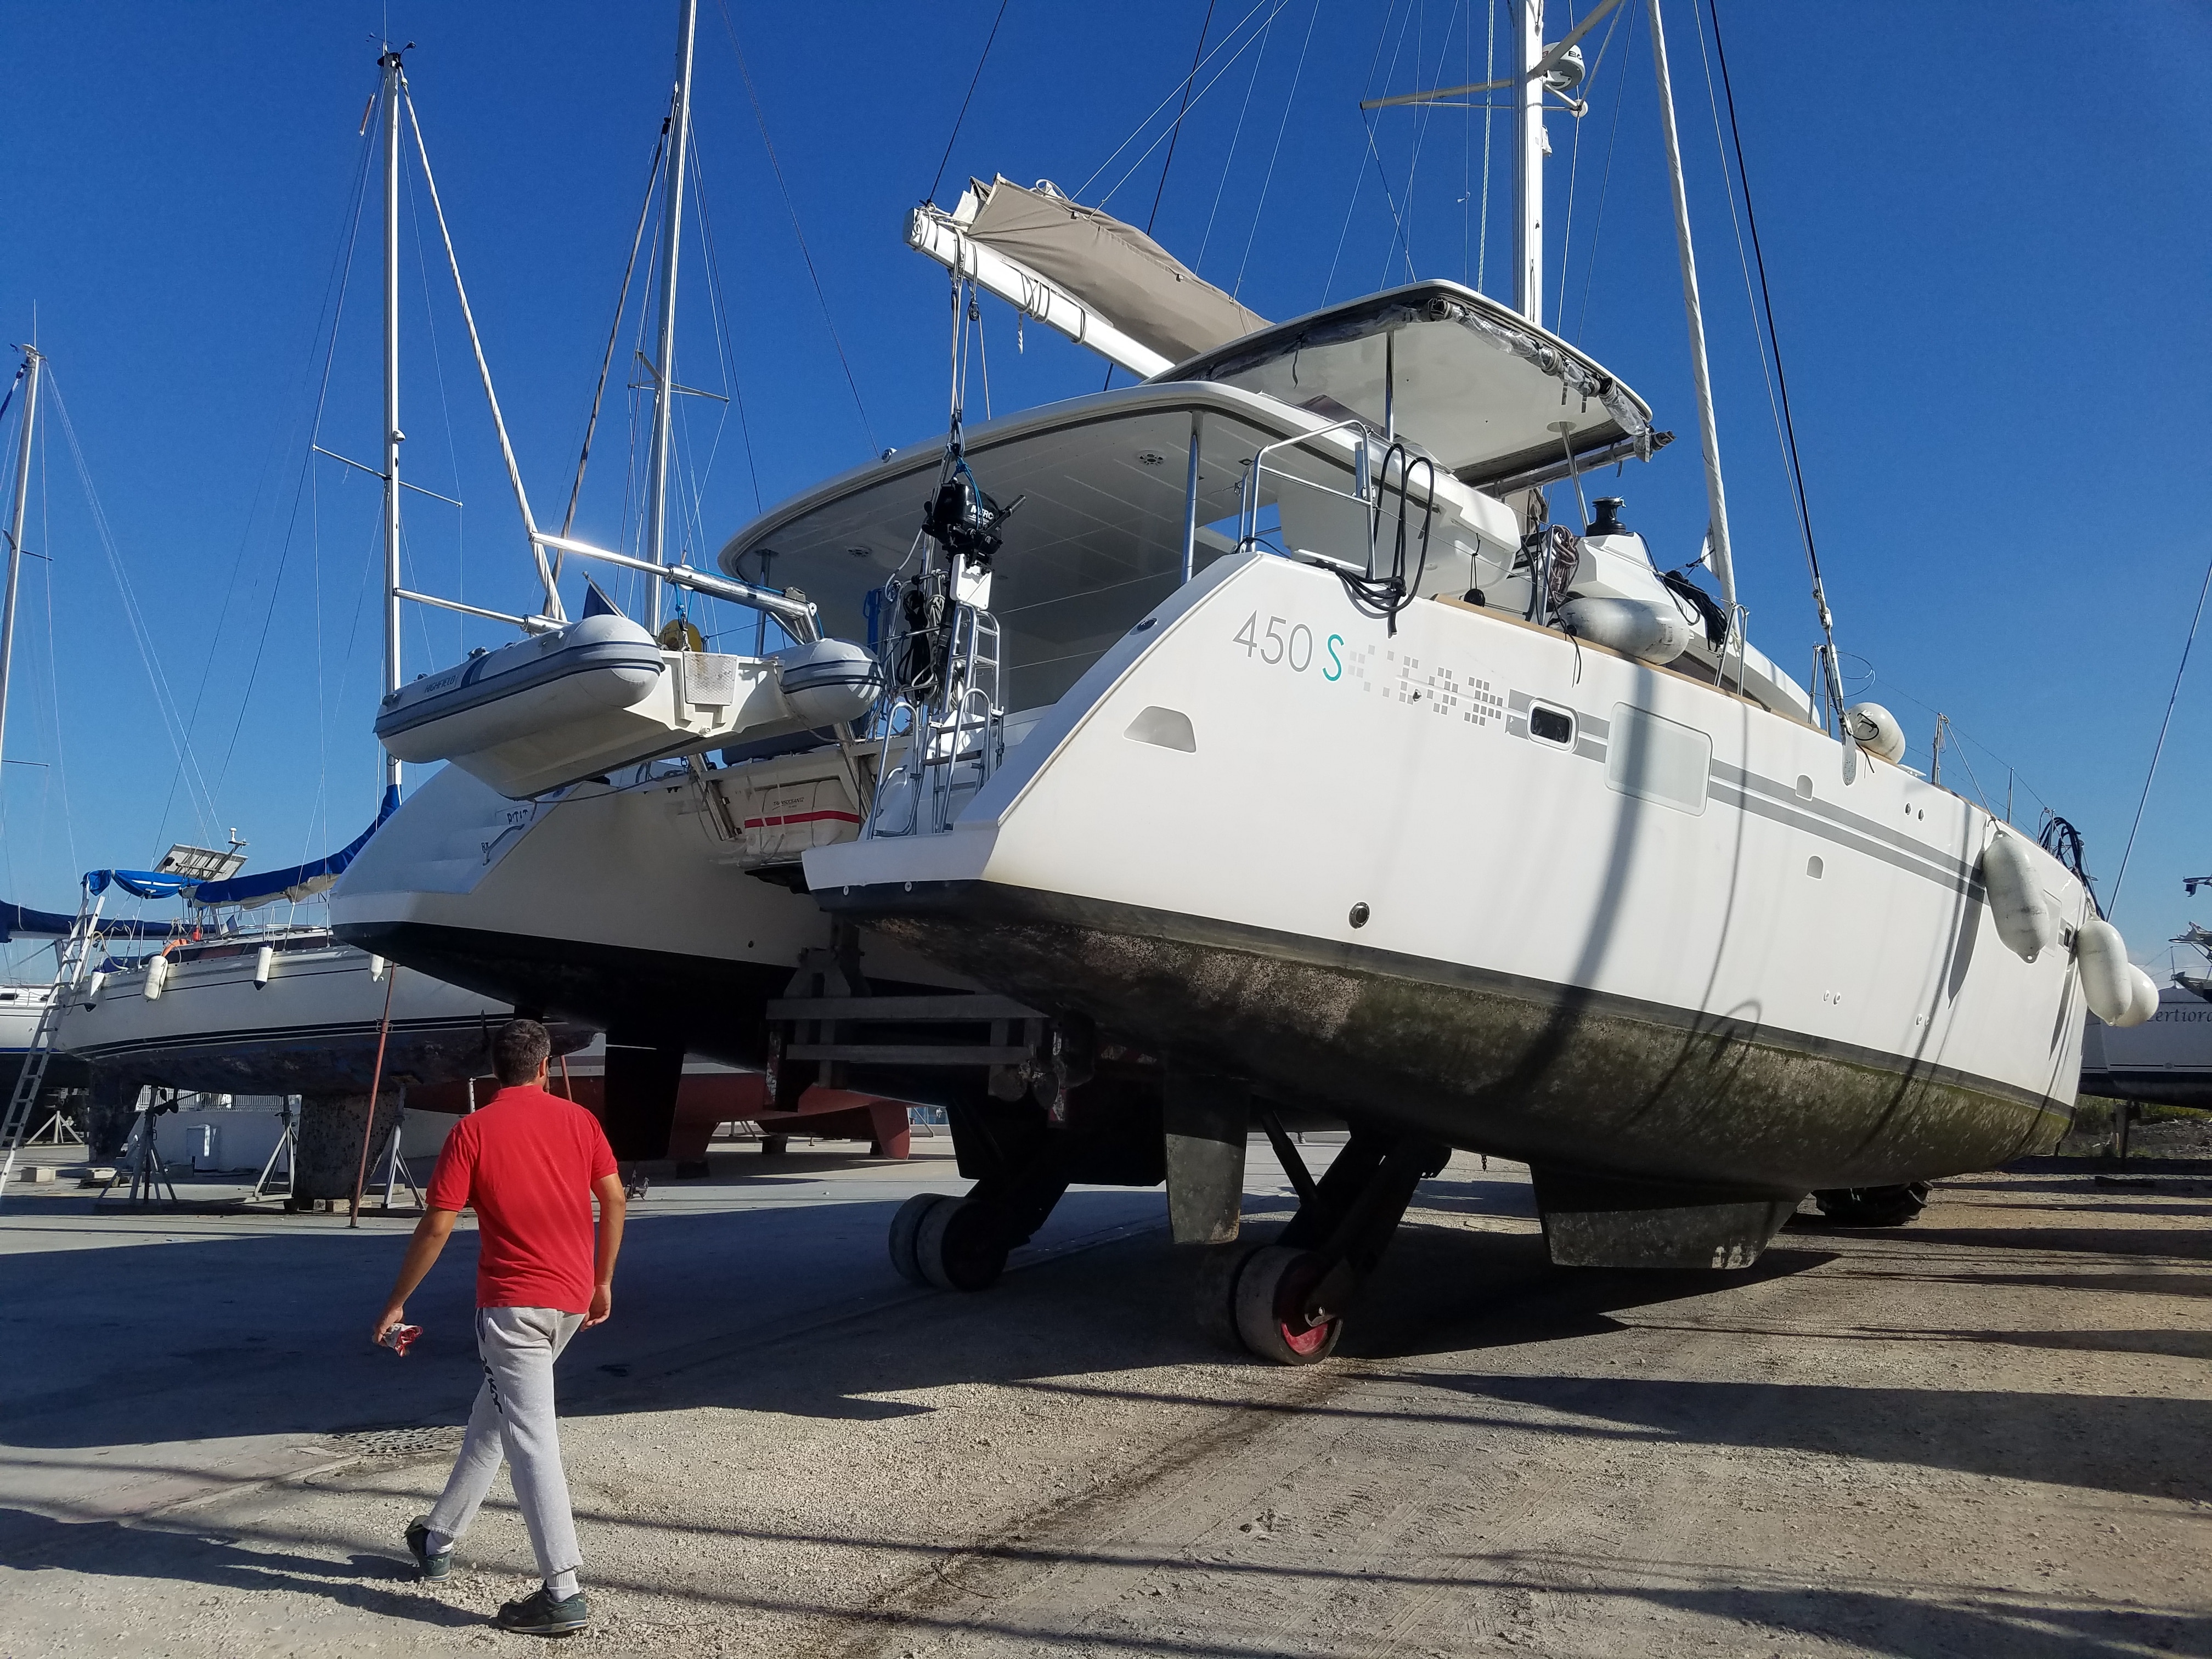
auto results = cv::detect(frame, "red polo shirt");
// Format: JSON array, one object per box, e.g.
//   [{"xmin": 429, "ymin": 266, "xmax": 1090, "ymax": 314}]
[{"xmin": 426, "ymin": 1085, "xmax": 618, "ymax": 1314}]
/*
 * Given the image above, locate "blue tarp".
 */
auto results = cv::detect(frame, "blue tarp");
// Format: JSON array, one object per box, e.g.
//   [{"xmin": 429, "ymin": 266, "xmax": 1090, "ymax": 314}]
[
  {"xmin": 84, "ymin": 870, "xmax": 193, "ymax": 900},
  {"xmin": 0, "ymin": 902, "xmax": 174, "ymax": 941},
  {"xmin": 187, "ymin": 785, "xmax": 402, "ymax": 909}
]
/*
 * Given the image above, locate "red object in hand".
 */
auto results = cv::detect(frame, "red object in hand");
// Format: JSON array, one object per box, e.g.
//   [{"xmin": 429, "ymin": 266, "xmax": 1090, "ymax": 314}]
[{"xmin": 380, "ymin": 1322, "xmax": 422, "ymax": 1357}]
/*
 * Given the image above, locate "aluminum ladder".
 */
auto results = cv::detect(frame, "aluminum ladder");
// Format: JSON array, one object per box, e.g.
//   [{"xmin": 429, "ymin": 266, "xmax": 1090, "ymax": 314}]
[{"xmin": 0, "ymin": 889, "xmax": 106, "ymax": 1195}]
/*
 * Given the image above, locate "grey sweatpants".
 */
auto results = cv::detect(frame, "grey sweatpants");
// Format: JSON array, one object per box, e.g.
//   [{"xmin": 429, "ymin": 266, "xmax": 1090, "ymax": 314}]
[{"xmin": 425, "ymin": 1305, "xmax": 585, "ymax": 1590}]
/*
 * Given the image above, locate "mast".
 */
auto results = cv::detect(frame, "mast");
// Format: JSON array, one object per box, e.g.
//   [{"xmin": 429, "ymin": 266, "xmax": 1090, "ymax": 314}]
[
  {"xmin": 642, "ymin": 0, "xmax": 698, "ymax": 630},
  {"xmin": 1513, "ymin": 0, "xmax": 1545, "ymax": 325},
  {"xmin": 379, "ymin": 47, "xmax": 406, "ymax": 795},
  {"xmin": 1645, "ymin": 0, "xmax": 1737, "ymax": 619},
  {"xmin": 0, "ymin": 346, "xmax": 42, "ymax": 783}
]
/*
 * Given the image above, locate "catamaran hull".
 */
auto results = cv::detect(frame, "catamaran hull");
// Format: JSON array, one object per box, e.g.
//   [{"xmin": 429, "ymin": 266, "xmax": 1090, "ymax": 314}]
[
  {"xmin": 807, "ymin": 551, "xmax": 2085, "ymax": 1210},
  {"xmin": 827, "ymin": 881, "xmax": 2065, "ymax": 1194},
  {"xmin": 330, "ymin": 759, "xmax": 966, "ymax": 1072}
]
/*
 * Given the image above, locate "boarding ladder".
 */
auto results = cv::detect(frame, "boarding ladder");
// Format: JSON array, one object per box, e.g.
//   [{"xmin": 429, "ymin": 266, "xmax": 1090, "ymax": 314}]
[
  {"xmin": 0, "ymin": 889, "xmax": 107, "ymax": 1195},
  {"xmin": 868, "ymin": 599, "xmax": 1005, "ymax": 839}
]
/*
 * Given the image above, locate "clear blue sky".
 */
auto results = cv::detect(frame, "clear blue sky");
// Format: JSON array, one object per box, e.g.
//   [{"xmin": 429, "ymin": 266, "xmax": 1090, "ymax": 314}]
[{"xmin": 2, "ymin": 1, "xmax": 2208, "ymax": 973}]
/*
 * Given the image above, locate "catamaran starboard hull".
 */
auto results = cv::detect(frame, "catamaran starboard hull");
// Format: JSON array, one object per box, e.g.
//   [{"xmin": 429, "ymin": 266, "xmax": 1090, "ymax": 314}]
[{"xmin": 808, "ymin": 551, "xmax": 2084, "ymax": 1212}]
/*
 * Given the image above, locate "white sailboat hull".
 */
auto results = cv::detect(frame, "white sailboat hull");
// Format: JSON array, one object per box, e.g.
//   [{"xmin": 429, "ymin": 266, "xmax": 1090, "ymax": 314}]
[
  {"xmin": 807, "ymin": 551, "xmax": 2086, "ymax": 1195},
  {"xmin": 2079, "ymin": 986, "xmax": 2212, "ymax": 1109}
]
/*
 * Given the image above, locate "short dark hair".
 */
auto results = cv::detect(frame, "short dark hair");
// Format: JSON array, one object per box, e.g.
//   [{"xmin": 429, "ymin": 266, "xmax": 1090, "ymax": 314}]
[{"xmin": 492, "ymin": 1018, "xmax": 552, "ymax": 1086}]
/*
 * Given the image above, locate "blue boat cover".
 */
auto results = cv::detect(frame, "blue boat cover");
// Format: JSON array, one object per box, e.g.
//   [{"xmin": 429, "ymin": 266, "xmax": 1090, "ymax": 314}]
[
  {"xmin": 0, "ymin": 902, "xmax": 177, "ymax": 941},
  {"xmin": 189, "ymin": 785, "xmax": 402, "ymax": 909},
  {"xmin": 84, "ymin": 870, "xmax": 194, "ymax": 900}
]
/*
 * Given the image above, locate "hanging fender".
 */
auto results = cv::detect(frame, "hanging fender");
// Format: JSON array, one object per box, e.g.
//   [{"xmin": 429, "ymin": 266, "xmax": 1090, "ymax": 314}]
[
  {"xmin": 2075, "ymin": 917, "xmax": 2138, "ymax": 1023},
  {"xmin": 1979, "ymin": 831, "xmax": 2056, "ymax": 963}
]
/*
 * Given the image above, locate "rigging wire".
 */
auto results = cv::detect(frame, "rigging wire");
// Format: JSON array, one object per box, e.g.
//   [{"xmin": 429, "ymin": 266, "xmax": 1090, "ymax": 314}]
[
  {"xmin": 689, "ymin": 137, "xmax": 763, "ymax": 514},
  {"xmin": 2109, "ymin": 550, "xmax": 2212, "ymax": 909},
  {"xmin": 1093, "ymin": 1, "xmax": 1290, "ymax": 211},
  {"xmin": 1391, "ymin": 0, "xmax": 1469, "ymax": 287},
  {"xmin": 43, "ymin": 373, "xmax": 219, "ymax": 845},
  {"xmin": 1572, "ymin": 0, "xmax": 1634, "ymax": 341},
  {"xmin": 1195, "ymin": 0, "xmax": 1275, "ymax": 268},
  {"xmin": 150, "ymin": 101, "xmax": 377, "ymax": 854},
  {"xmin": 1232, "ymin": 0, "xmax": 1322, "ymax": 301},
  {"xmin": 1324, "ymin": 0, "xmax": 1407, "ymax": 303},
  {"xmin": 1703, "ymin": 2, "xmax": 1837, "ymax": 674},
  {"xmin": 1077, "ymin": 0, "xmax": 1283, "ymax": 200},
  {"xmin": 1355, "ymin": 0, "xmax": 1425, "ymax": 291},
  {"xmin": 1146, "ymin": 0, "xmax": 1220, "ymax": 234},
  {"xmin": 924, "ymin": 0, "xmax": 1014, "ymax": 205},
  {"xmin": 718, "ymin": 0, "xmax": 879, "ymax": 456},
  {"xmin": 563, "ymin": 131, "xmax": 664, "ymax": 544},
  {"xmin": 1551, "ymin": 1, "xmax": 1625, "ymax": 334},
  {"xmin": 1477, "ymin": 0, "xmax": 1496, "ymax": 292}
]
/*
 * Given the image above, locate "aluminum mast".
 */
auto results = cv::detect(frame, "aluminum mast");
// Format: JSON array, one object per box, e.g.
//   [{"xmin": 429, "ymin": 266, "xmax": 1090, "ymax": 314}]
[
  {"xmin": 642, "ymin": 0, "xmax": 697, "ymax": 631},
  {"xmin": 1644, "ymin": 0, "xmax": 1737, "ymax": 620},
  {"xmin": 379, "ymin": 47, "xmax": 407, "ymax": 792},
  {"xmin": 0, "ymin": 346, "xmax": 42, "ymax": 782},
  {"xmin": 1513, "ymin": 0, "xmax": 1546, "ymax": 324}
]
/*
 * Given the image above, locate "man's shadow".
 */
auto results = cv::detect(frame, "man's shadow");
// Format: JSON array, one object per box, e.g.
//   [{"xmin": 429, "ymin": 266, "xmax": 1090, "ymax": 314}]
[{"xmin": 0, "ymin": 1507, "xmax": 478, "ymax": 1629}]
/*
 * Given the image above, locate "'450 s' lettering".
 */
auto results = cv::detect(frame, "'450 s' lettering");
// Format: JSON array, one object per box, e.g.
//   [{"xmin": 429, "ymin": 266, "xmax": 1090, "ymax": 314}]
[{"xmin": 1234, "ymin": 613, "xmax": 1344, "ymax": 681}]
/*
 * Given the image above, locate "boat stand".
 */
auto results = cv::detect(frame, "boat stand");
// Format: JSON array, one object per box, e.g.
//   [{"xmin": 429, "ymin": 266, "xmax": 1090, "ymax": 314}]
[
  {"xmin": 25, "ymin": 1107, "xmax": 84, "ymax": 1147},
  {"xmin": 100, "ymin": 1094, "xmax": 180, "ymax": 1208},
  {"xmin": 252, "ymin": 1098, "xmax": 298, "ymax": 1203},
  {"xmin": 368, "ymin": 1115, "xmax": 424, "ymax": 1215}
]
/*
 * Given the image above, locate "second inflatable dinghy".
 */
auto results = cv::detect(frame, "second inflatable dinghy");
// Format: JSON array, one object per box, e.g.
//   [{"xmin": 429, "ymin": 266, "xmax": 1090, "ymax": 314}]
[{"xmin": 377, "ymin": 612, "xmax": 883, "ymax": 798}]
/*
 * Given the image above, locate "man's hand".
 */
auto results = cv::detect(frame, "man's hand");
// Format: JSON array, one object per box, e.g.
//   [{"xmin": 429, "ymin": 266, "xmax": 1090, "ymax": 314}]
[
  {"xmin": 583, "ymin": 1284, "xmax": 613, "ymax": 1329},
  {"xmin": 373, "ymin": 1208, "xmax": 460, "ymax": 1350},
  {"xmin": 588, "ymin": 1171, "xmax": 626, "ymax": 1333}
]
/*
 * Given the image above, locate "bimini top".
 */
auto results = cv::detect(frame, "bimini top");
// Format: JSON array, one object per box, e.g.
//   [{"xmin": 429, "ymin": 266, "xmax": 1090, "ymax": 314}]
[{"xmin": 1155, "ymin": 279, "xmax": 1657, "ymax": 494}]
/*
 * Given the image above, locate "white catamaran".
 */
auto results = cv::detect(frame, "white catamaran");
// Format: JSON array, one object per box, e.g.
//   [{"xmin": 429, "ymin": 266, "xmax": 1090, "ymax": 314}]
[{"xmin": 340, "ymin": 0, "xmax": 2155, "ymax": 1358}]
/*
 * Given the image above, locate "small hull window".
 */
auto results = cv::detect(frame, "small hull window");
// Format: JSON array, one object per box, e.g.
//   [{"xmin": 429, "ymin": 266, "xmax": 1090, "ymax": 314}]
[{"xmin": 1528, "ymin": 705, "xmax": 1575, "ymax": 746}]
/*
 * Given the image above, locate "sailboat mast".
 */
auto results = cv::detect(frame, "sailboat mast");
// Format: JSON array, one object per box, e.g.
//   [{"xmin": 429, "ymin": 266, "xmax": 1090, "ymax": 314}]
[
  {"xmin": 642, "ymin": 0, "xmax": 698, "ymax": 631},
  {"xmin": 1645, "ymin": 0, "xmax": 1737, "ymax": 619},
  {"xmin": 1512, "ymin": 0, "xmax": 1545, "ymax": 325},
  {"xmin": 380, "ymin": 48, "xmax": 406, "ymax": 793},
  {"xmin": 0, "ymin": 346, "xmax": 43, "ymax": 782}
]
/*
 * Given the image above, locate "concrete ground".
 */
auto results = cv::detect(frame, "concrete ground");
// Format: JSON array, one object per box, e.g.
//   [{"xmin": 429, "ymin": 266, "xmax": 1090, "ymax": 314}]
[{"xmin": 2, "ymin": 1135, "xmax": 2207, "ymax": 1657}]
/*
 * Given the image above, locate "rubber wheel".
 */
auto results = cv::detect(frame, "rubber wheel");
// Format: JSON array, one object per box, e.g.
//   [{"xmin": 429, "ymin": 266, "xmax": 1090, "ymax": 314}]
[
  {"xmin": 888, "ymin": 1193, "xmax": 949, "ymax": 1286},
  {"xmin": 1813, "ymin": 1181, "xmax": 1932, "ymax": 1227},
  {"xmin": 1232, "ymin": 1245, "xmax": 1341, "ymax": 1366},
  {"xmin": 915, "ymin": 1197, "xmax": 1008, "ymax": 1293}
]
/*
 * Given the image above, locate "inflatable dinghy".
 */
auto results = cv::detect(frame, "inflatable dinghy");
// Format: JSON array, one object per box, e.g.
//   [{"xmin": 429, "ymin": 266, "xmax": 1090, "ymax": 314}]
[{"xmin": 377, "ymin": 617, "xmax": 882, "ymax": 798}]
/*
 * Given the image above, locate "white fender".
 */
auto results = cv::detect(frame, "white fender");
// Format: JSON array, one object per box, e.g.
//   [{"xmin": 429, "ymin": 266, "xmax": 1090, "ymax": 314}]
[
  {"xmin": 2074, "ymin": 916, "xmax": 2133, "ymax": 1022},
  {"xmin": 144, "ymin": 954, "xmax": 170, "ymax": 1001},
  {"xmin": 2118, "ymin": 965, "xmax": 2161, "ymax": 1028},
  {"xmin": 253, "ymin": 944, "xmax": 275, "ymax": 989},
  {"xmin": 1979, "ymin": 832, "xmax": 2056, "ymax": 962},
  {"xmin": 1556, "ymin": 596, "xmax": 1690, "ymax": 665},
  {"xmin": 1843, "ymin": 702, "xmax": 1907, "ymax": 763}
]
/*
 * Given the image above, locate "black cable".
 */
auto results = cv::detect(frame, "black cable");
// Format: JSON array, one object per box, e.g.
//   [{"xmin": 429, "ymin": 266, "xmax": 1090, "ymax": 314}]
[
  {"xmin": 1109, "ymin": 0, "xmax": 1221, "ymax": 392},
  {"xmin": 1148, "ymin": 0, "xmax": 1219, "ymax": 234},
  {"xmin": 1706, "ymin": 1, "xmax": 1825, "ymax": 606},
  {"xmin": 925, "ymin": 0, "xmax": 1015, "ymax": 206}
]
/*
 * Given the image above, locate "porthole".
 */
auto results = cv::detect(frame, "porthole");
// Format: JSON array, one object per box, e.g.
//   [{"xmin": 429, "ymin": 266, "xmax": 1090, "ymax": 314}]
[
  {"xmin": 1528, "ymin": 704, "xmax": 1575, "ymax": 746},
  {"xmin": 1795, "ymin": 775, "xmax": 1813, "ymax": 800},
  {"xmin": 1806, "ymin": 856, "xmax": 1824, "ymax": 879}
]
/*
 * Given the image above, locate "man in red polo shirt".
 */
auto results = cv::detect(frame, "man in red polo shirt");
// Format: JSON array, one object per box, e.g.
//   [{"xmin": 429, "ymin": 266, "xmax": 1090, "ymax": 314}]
[{"xmin": 373, "ymin": 1018, "xmax": 625, "ymax": 1637}]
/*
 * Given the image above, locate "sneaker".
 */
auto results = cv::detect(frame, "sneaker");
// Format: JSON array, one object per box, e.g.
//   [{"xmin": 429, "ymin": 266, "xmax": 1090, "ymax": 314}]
[
  {"xmin": 404, "ymin": 1515, "xmax": 452, "ymax": 1582},
  {"xmin": 495, "ymin": 1586, "xmax": 590, "ymax": 1635}
]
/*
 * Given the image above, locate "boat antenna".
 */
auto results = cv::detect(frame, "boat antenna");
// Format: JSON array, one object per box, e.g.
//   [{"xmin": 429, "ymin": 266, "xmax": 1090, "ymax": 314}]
[
  {"xmin": 377, "ymin": 44, "xmax": 410, "ymax": 803},
  {"xmin": 643, "ymin": 0, "xmax": 698, "ymax": 630},
  {"xmin": 0, "ymin": 345, "xmax": 42, "ymax": 786}
]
